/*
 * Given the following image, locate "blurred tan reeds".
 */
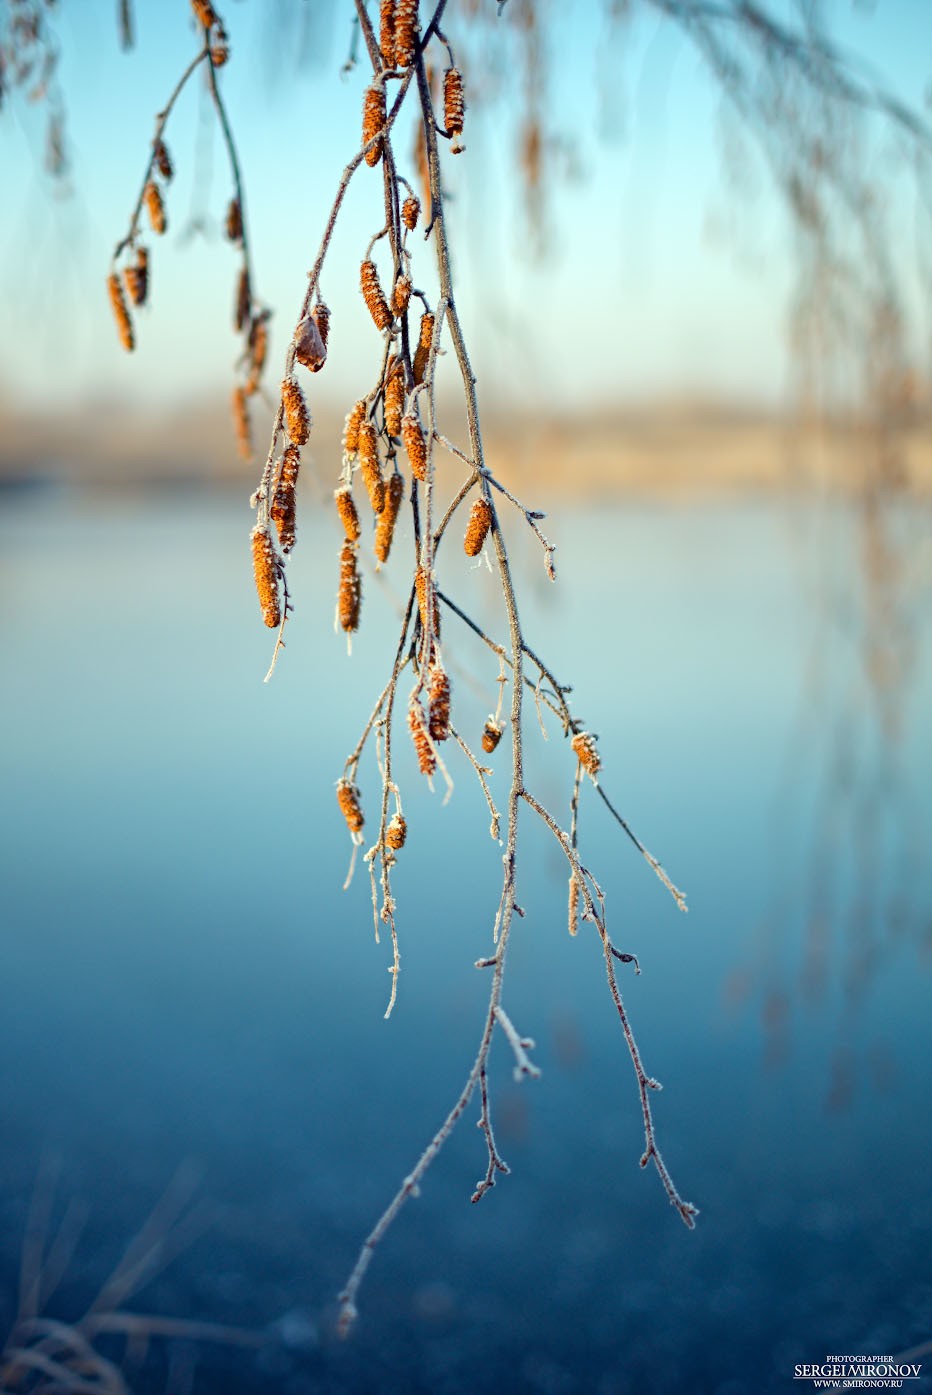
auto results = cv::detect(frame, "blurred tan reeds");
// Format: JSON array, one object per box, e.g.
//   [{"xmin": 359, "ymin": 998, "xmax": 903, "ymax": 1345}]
[{"xmin": 1, "ymin": 1163, "xmax": 262, "ymax": 1395}]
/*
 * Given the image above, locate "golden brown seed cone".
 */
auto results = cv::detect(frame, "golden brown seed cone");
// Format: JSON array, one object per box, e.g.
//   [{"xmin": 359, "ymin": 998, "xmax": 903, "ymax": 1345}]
[
  {"xmin": 336, "ymin": 778, "xmax": 365, "ymax": 834},
  {"xmin": 154, "ymin": 139, "xmax": 173, "ymax": 180},
  {"xmin": 443, "ymin": 67, "xmax": 465, "ymax": 139},
  {"xmin": 144, "ymin": 181, "xmax": 166, "ymax": 235},
  {"xmin": 412, "ymin": 311, "xmax": 434, "ymax": 385},
  {"xmin": 391, "ymin": 275, "xmax": 411, "ymax": 317},
  {"xmin": 245, "ymin": 313, "xmax": 268, "ymax": 395},
  {"xmin": 360, "ymin": 259, "xmax": 392, "ymax": 331},
  {"xmin": 360, "ymin": 459, "xmax": 385, "ymax": 517},
  {"xmin": 335, "ymin": 487, "xmax": 361, "ymax": 543},
  {"xmin": 210, "ymin": 27, "xmax": 229, "ymax": 65},
  {"xmin": 571, "ymin": 731, "xmax": 601, "ymax": 777},
  {"xmin": 343, "ymin": 400, "xmax": 366, "ymax": 457},
  {"xmin": 279, "ymin": 443, "xmax": 300, "ymax": 491},
  {"xmin": 415, "ymin": 565, "xmax": 440, "ymax": 639},
  {"xmin": 401, "ymin": 412, "xmax": 427, "ymax": 482},
  {"xmin": 464, "ymin": 496, "xmax": 493, "ymax": 556},
  {"xmin": 522, "ymin": 118, "xmax": 542, "ymax": 192},
  {"xmin": 191, "ymin": 0, "xmax": 217, "ymax": 27},
  {"xmin": 281, "ymin": 377, "xmax": 310, "ymax": 445},
  {"xmin": 401, "ymin": 195, "xmax": 420, "ymax": 231},
  {"xmin": 235, "ymin": 266, "xmax": 251, "ymax": 333},
  {"xmin": 124, "ymin": 246, "xmax": 149, "ymax": 307},
  {"xmin": 123, "ymin": 266, "xmax": 143, "ymax": 307},
  {"xmin": 226, "ymin": 197, "xmax": 243, "ymax": 243},
  {"xmin": 481, "ymin": 717, "xmax": 503, "ymax": 754},
  {"xmin": 362, "ymin": 84, "xmax": 386, "ymax": 167},
  {"xmin": 107, "ymin": 272, "xmax": 134, "ymax": 352},
  {"xmin": 394, "ymin": 0, "xmax": 419, "ymax": 67},
  {"xmin": 374, "ymin": 472, "xmax": 404, "ymax": 564},
  {"xmin": 232, "ymin": 385, "xmax": 252, "ymax": 459},
  {"xmin": 272, "ymin": 444, "xmax": 300, "ymax": 549},
  {"xmin": 251, "ymin": 526, "xmax": 280, "ymax": 628},
  {"xmin": 385, "ymin": 811, "xmax": 407, "ymax": 850},
  {"xmin": 379, "ymin": 0, "xmax": 396, "ymax": 67},
  {"xmin": 428, "ymin": 666, "xmax": 451, "ymax": 741},
  {"xmin": 294, "ymin": 314, "xmax": 326, "ymax": 372},
  {"xmin": 270, "ymin": 487, "xmax": 296, "ymax": 553},
  {"xmin": 408, "ymin": 696, "xmax": 436, "ymax": 777},
  {"xmin": 357, "ymin": 419, "xmax": 385, "ymax": 514},
  {"xmin": 413, "ymin": 117, "xmax": 430, "ymax": 216},
  {"xmin": 312, "ymin": 301, "xmax": 331, "ymax": 350},
  {"xmin": 383, "ymin": 362, "xmax": 405, "ymax": 438},
  {"xmin": 338, "ymin": 540, "xmax": 362, "ymax": 633}
]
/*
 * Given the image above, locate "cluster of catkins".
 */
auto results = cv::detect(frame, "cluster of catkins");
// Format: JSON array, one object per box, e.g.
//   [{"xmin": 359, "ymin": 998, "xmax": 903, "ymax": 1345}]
[
  {"xmin": 250, "ymin": 300, "xmax": 330, "ymax": 629},
  {"xmin": 108, "ymin": 1, "xmax": 264, "ymax": 457},
  {"xmin": 106, "ymin": 136, "xmax": 172, "ymax": 353},
  {"xmin": 246, "ymin": 0, "xmax": 499, "ymax": 845}
]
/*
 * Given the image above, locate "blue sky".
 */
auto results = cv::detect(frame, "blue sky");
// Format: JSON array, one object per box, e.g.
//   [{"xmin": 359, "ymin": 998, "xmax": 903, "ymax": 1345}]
[{"xmin": 0, "ymin": 0, "xmax": 928, "ymax": 413}]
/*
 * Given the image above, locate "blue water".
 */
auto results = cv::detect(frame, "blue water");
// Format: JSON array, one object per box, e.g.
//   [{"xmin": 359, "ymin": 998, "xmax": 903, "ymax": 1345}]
[{"xmin": 1, "ymin": 487, "xmax": 930, "ymax": 1394}]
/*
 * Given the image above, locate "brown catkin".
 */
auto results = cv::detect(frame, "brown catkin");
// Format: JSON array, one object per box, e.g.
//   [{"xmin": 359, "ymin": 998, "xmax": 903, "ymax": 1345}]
[
  {"xmin": 394, "ymin": 0, "xmax": 418, "ymax": 67},
  {"xmin": 391, "ymin": 275, "xmax": 412, "ymax": 317},
  {"xmin": 415, "ymin": 565, "xmax": 440, "ymax": 639},
  {"xmin": 413, "ymin": 114, "xmax": 430, "ymax": 214},
  {"xmin": 464, "ymin": 496, "xmax": 493, "ymax": 556},
  {"xmin": 144, "ymin": 180, "xmax": 166, "ymax": 235},
  {"xmin": 281, "ymin": 376, "xmax": 310, "ymax": 445},
  {"xmin": 245, "ymin": 312, "xmax": 268, "ymax": 394},
  {"xmin": 124, "ymin": 245, "xmax": 149, "ymax": 307},
  {"xmin": 481, "ymin": 717, "xmax": 503, "ymax": 754},
  {"xmin": 401, "ymin": 411, "xmax": 427, "ymax": 482},
  {"xmin": 357, "ymin": 419, "xmax": 385, "ymax": 515},
  {"xmin": 312, "ymin": 301, "xmax": 331, "ymax": 350},
  {"xmin": 362, "ymin": 84, "xmax": 385, "ymax": 167},
  {"xmin": 343, "ymin": 399, "xmax": 366, "ymax": 457},
  {"xmin": 408, "ymin": 696, "xmax": 436, "ymax": 777},
  {"xmin": 379, "ymin": 0, "xmax": 396, "ymax": 67},
  {"xmin": 232, "ymin": 385, "xmax": 252, "ymax": 459},
  {"xmin": 428, "ymin": 666, "xmax": 451, "ymax": 741},
  {"xmin": 385, "ymin": 812, "xmax": 407, "ymax": 850},
  {"xmin": 210, "ymin": 24, "xmax": 229, "ymax": 64},
  {"xmin": 335, "ymin": 486, "xmax": 361, "ymax": 543},
  {"xmin": 443, "ymin": 67, "xmax": 465, "ymax": 147},
  {"xmin": 191, "ymin": 0, "xmax": 217, "ymax": 27},
  {"xmin": 338, "ymin": 540, "xmax": 362, "ymax": 632},
  {"xmin": 235, "ymin": 266, "xmax": 251, "ymax": 333},
  {"xmin": 401, "ymin": 194, "xmax": 420, "ymax": 231},
  {"xmin": 383, "ymin": 358, "xmax": 405, "ymax": 437},
  {"xmin": 107, "ymin": 272, "xmax": 134, "ymax": 352},
  {"xmin": 270, "ymin": 444, "xmax": 301, "ymax": 553},
  {"xmin": 412, "ymin": 311, "xmax": 434, "ymax": 384},
  {"xmin": 360, "ymin": 259, "xmax": 392, "ymax": 331},
  {"xmin": 571, "ymin": 731, "xmax": 601, "ymax": 777},
  {"xmin": 251, "ymin": 526, "xmax": 280, "ymax": 628},
  {"xmin": 225, "ymin": 197, "xmax": 242, "ymax": 243},
  {"xmin": 336, "ymin": 778, "xmax": 364, "ymax": 834},
  {"xmin": 374, "ymin": 471, "xmax": 404, "ymax": 564},
  {"xmin": 279, "ymin": 442, "xmax": 301, "ymax": 492},
  {"xmin": 154, "ymin": 139, "xmax": 173, "ymax": 180}
]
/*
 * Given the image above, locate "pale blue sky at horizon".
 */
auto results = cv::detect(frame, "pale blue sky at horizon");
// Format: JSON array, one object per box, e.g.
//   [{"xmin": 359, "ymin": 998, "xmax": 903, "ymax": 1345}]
[{"xmin": 1, "ymin": 0, "xmax": 928, "ymax": 415}]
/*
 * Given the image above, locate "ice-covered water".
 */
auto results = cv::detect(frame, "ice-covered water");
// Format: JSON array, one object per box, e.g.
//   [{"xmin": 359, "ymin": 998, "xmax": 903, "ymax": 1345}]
[{"xmin": 1, "ymin": 486, "xmax": 930, "ymax": 1394}]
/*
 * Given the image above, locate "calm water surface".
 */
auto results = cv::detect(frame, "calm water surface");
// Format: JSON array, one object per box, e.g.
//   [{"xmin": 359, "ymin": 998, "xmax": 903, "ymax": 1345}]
[{"xmin": 1, "ymin": 488, "xmax": 930, "ymax": 1394}]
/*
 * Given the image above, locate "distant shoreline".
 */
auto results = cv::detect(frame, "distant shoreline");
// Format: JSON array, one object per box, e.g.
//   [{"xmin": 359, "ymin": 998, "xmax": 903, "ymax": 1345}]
[{"xmin": 2, "ymin": 399, "xmax": 928, "ymax": 498}]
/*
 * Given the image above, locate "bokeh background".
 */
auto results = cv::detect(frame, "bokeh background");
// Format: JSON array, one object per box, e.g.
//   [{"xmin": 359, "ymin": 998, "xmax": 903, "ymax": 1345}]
[{"xmin": 2, "ymin": 2, "xmax": 932, "ymax": 1393}]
